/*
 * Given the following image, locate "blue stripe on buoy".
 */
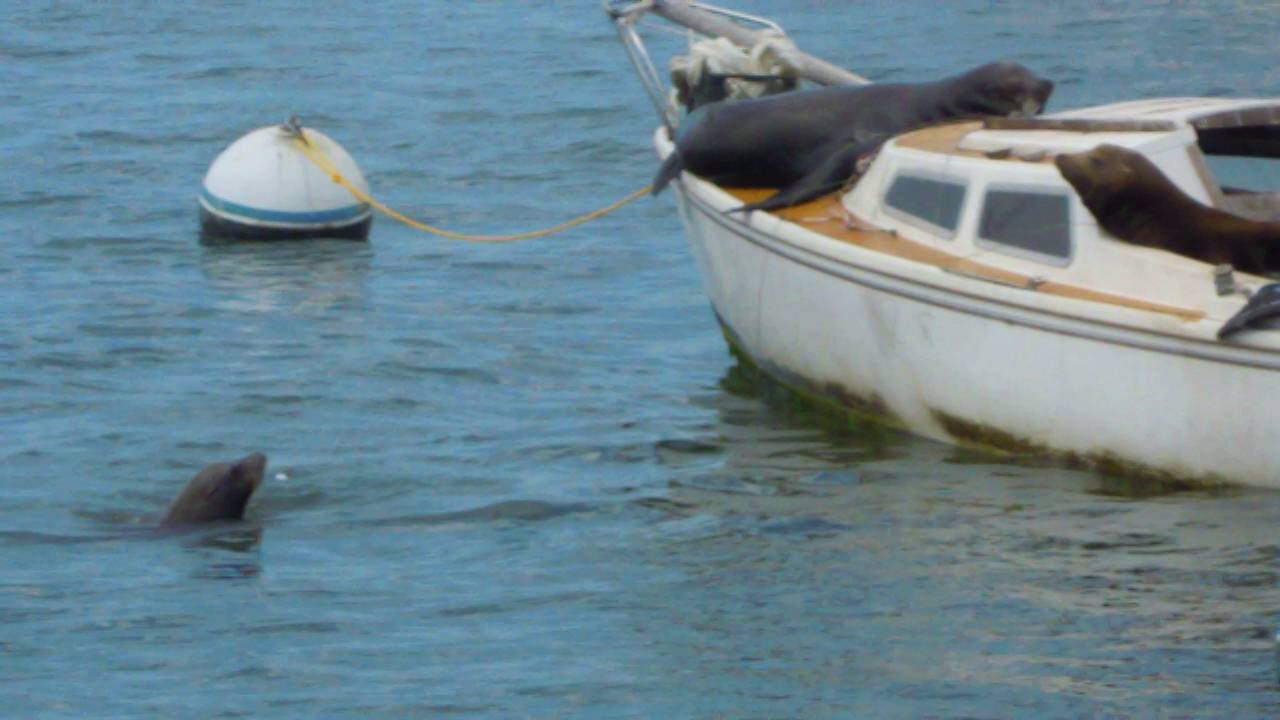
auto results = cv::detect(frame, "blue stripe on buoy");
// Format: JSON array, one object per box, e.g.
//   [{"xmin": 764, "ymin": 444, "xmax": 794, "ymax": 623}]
[{"xmin": 199, "ymin": 188, "xmax": 370, "ymax": 227}]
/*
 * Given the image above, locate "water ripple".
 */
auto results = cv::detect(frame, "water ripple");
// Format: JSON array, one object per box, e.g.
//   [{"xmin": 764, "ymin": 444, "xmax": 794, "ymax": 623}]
[{"xmin": 364, "ymin": 500, "xmax": 592, "ymax": 529}]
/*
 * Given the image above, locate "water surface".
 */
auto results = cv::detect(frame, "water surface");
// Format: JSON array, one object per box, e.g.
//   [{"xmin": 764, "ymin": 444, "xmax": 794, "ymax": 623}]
[{"xmin": 3, "ymin": 1, "xmax": 1280, "ymax": 717}]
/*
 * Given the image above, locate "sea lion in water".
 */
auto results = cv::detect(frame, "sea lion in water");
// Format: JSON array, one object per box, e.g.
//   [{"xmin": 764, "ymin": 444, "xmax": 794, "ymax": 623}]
[
  {"xmin": 1055, "ymin": 144, "xmax": 1280, "ymax": 274},
  {"xmin": 653, "ymin": 61, "xmax": 1054, "ymax": 212},
  {"xmin": 161, "ymin": 452, "xmax": 267, "ymax": 527}
]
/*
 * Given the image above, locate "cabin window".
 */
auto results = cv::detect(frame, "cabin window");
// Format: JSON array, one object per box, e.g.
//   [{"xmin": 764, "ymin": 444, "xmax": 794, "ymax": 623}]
[
  {"xmin": 883, "ymin": 174, "xmax": 966, "ymax": 236},
  {"xmin": 977, "ymin": 189, "xmax": 1072, "ymax": 264}
]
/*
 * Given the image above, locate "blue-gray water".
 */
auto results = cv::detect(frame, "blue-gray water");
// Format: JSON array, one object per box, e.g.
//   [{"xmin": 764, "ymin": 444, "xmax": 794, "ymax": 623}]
[{"xmin": 4, "ymin": 2, "xmax": 1280, "ymax": 717}]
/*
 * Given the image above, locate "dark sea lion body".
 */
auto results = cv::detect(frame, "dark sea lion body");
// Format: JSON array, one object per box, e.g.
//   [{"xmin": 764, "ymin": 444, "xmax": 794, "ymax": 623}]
[
  {"xmin": 653, "ymin": 61, "xmax": 1054, "ymax": 212},
  {"xmin": 161, "ymin": 452, "xmax": 267, "ymax": 527},
  {"xmin": 1055, "ymin": 144, "xmax": 1280, "ymax": 274}
]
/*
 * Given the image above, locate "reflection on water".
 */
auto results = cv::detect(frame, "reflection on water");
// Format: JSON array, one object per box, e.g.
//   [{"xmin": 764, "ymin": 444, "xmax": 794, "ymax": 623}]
[
  {"xmin": 187, "ymin": 525, "xmax": 264, "ymax": 580},
  {"xmin": 626, "ymin": 355, "xmax": 1280, "ymax": 714},
  {"xmin": 198, "ymin": 240, "xmax": 373, "ymax": 316},
  {"xmin": 362, "ymin": 500, "xmax": 592, "ymax": 529}
]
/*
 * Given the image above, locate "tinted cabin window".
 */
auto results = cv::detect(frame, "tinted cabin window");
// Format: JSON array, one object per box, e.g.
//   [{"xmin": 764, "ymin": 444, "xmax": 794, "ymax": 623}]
[
  {"xmin": 884, "ymin": 175, "xmax": 966, "ymax": 235},
  {"xmin": 978, "ymin": 190, "xmax": 1071, "ymax": 261}
]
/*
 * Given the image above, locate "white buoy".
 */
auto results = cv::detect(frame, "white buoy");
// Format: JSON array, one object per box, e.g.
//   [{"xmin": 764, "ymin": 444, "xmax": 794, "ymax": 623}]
[{"xmin": 199, "ymin": 120, "xmax": 373, "ymax": 241}]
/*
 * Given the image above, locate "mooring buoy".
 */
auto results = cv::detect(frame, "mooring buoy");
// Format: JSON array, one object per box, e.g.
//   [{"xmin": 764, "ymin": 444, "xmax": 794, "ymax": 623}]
[{"xmin": 199, "ymin": 119, "xmax": 372, "ymax": 242}]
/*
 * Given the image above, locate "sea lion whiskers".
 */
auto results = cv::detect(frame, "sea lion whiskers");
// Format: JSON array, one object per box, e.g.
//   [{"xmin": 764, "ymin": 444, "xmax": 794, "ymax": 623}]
[{"xmin": 1014, "ymin": 97, "xmax": 1044, "ymax": 118}]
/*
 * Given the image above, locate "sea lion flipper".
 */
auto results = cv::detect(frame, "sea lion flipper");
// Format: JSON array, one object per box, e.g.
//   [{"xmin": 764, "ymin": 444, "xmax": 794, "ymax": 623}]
[
  {"xmin": 731, "ymin": 144, "xmax": 866, "ymax": 213},
  {"xmin": 1219, "ymin": 284, "xmax": 1280, "ymax": 340},
  {"xmin": 652, "ymin": 152, "xmax": 685, "ymax": 196}
]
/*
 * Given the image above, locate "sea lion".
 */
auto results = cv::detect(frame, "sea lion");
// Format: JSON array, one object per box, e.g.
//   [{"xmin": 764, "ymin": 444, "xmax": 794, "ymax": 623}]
[
  {"xmin": 161, "ymin": 452, "xmax": 267, "ymax": 527},
  {"xmin": 1055, "ymin": 144, "xmax": 1280, "ymax": 274},
  {"xmin": 652, "ymin": 61, "xmax": 1054, "ymax": 212}
]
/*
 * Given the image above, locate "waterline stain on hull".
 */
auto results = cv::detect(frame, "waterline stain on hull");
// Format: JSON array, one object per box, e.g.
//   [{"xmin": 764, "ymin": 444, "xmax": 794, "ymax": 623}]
[
  {"xmin": 713, "ymin": 314, "xmax": 1234, "ymax": 491},
  {"xmin": 715, "ymin": 315, "xmax": 899, "ymax": 443}
]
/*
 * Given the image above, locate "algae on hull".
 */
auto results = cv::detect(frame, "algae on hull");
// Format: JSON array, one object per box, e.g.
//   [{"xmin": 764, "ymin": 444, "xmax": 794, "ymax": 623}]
[{"xmin": 718, "ymin": 319, "xmax": 1235, "ymax": 492}]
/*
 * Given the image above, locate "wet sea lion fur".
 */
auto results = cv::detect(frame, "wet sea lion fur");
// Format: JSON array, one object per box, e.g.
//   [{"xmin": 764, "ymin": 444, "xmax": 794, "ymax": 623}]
[
  {"xmin": 161, "ymin": 452, "xmax": 267, "ymax": 527},
  {"xmin": 653, "ymin": 61, "xmax": 1054, "ymax": 212},
  {"xmin": 1055, "ymin": 144, "xmax": 1280, "ymax": 274}
]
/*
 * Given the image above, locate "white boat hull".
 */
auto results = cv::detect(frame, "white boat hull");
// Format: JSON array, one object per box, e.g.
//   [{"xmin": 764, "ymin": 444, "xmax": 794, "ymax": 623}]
[{"xmin": 669, "ymin": 167, "xmax": 1280, "ymax": 488}]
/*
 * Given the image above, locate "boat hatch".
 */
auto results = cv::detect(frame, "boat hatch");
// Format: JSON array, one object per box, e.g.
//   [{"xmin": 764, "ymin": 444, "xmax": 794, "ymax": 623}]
[{"xmin": 956, "ymin": 119, "xmax": 1185, "ymax": 158}]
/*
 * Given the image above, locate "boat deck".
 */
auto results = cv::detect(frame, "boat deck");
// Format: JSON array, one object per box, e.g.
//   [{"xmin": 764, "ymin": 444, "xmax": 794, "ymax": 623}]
[{"xmin": 724, "ymin": 187, "xmax": 1206, "ymax": 322}]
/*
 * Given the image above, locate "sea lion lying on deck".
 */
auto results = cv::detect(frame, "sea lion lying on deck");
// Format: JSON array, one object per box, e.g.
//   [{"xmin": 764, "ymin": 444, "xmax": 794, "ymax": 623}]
[
  {"xmin": 1055, "ymin": 144, "xmax": 1280, "ymax": 275},
  {"xmin": 652, "ymin": 61, "xmax": 1054, "ymax": 212},
  {"xmin": 161, "ymin": 452, "xmax": 267, "ymax": 527}
]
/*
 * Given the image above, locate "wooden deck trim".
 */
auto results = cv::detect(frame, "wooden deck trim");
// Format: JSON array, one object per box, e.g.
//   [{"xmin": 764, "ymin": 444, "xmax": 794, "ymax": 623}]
[
  {"xmin": 722, "ymin": 188, "xmax": 1206, "ymax": 322},
  {"xmin": 891, "ymin": 121, "xmax": 986, "ymax": 156},
  {"xmin": 983, "ymin": 117, "xmax": 1179, "ymax": 133},
  {"xmin": 890, "ymin": 121, "xmax": 1057, "ymax": 164}
]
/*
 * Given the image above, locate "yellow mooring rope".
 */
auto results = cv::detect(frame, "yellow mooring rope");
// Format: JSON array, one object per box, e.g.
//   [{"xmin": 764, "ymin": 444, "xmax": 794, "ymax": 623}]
[{"xmin": 292, "ymin": 131, "xmax": 651, "ymax": 243}]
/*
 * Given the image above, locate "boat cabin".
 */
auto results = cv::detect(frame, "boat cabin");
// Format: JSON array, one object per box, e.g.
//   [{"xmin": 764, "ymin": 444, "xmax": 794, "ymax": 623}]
[{"xmin": 844, "ymin": 98, "xmax": 1280, "ymax": 310}]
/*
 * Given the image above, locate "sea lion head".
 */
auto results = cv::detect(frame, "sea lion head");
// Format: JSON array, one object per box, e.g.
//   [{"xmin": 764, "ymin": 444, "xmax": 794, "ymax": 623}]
[
  {"xmin": 1055, "ymin": 143, "xmax": 1202, "ymax": 250},
  {"xmin": 1057, "ymin": 144, "xmax": 1280, "ymax": 270},
  {"xmin": 161, "ymin": 452, "xmax": 267, "ymax": 527},
  {"xmin": 950, "ymin": 61, "xmax": 1054, "ymax": 118},
  {"xmin": 1054, "ymin": 144, "xmax": 1163, "ymax": 216}
]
